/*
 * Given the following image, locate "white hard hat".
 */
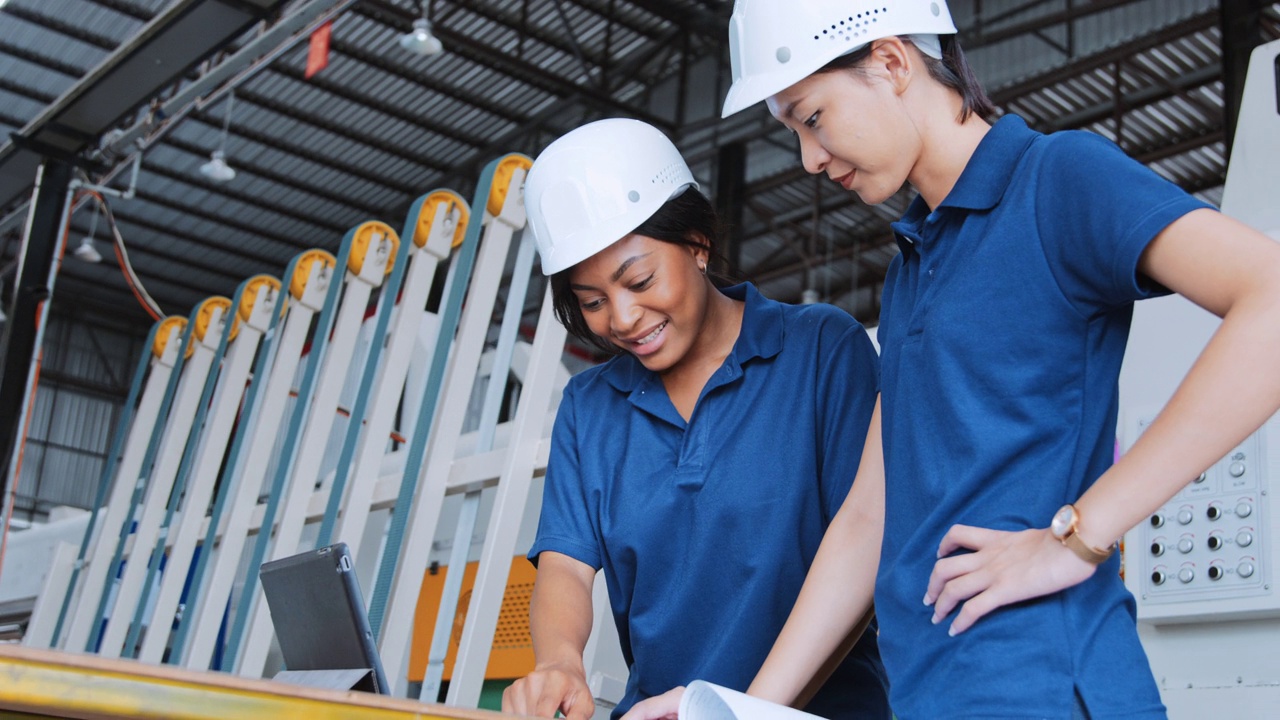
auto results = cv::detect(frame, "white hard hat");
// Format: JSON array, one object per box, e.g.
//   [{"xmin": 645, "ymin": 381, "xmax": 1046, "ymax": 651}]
[
  {"xmin": 524, "ymin": 118, "xmax": 698, "ymax": 276},
  {"xmin": 722, "ymin": 0, "xmax": 958, "ymax": 118}
]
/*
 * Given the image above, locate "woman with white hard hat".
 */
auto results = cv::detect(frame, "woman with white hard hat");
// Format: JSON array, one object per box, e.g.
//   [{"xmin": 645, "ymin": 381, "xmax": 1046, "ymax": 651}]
[
  {"xmin": 500, "ymin": 118, "xmax": 890, "ymax": 719},
  {"xmin": 624, "ymin": 1, "xmax": 1280, "ymax": 719}
]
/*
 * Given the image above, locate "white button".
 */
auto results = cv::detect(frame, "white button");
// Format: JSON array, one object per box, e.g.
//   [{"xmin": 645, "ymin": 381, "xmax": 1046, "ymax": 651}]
[
  {"xmin": 1177, "ymin": 537, "xmax": 1195, "ymax": 554},
  {"xmin": 1236, "ymin": 531, "xmax": 1254, "ymax": 547},
  {"xmin": 1177, "ymin": 509, "xmax": 1194, "ymax": 524},
  {"xmin": 1229, "ymin": 462, "xmax": 1246, "ymax": 478},
  {"xmin": 1178, "ymin": 567, "xmax": 1195, "ymax": 583},
  {"xmin": 1238, "ymin": 561, "xmax": 1256, "ymax": 579},
  {"xmin": 1236, "ymin": 502, "xmax": 1253, "ymax": 518}
]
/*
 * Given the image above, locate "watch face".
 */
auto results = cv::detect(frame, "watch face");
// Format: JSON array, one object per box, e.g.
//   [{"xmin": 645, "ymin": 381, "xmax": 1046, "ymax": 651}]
[{"xmin": 1051, "ymin": 505, "xmax": 1075, "ymax": 538}]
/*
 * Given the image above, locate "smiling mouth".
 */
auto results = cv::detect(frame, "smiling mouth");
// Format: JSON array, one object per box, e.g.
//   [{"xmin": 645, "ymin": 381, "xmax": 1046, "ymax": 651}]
[
  {"xmin": 630, "ymin": 321, "xmax": 667, "ymax": 346},
  {"xmin": 833, "ymin": 171, "xmax": 855, "ymax": 190}
]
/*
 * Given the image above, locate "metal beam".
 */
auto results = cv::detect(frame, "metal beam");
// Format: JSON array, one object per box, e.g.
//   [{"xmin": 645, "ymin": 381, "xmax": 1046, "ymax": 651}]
[
  {"xmin": 960, "ymin": 0, "xmax": 1149, "ymax": 49},
  {"xmin": 0, "ymin": 0, "xmax": 292, "ymax": 214}
]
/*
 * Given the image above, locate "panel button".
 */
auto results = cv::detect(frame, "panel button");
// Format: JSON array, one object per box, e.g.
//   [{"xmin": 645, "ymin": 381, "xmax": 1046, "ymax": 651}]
[
  {"xmin": 1235, "ymin": 501, "xmax": 1253, "ymax": 519},
  {"xmin": 1229, "ymin": 461, "xmax": 1246, "ymax": 478},
  {"xmin": 1177, "ymin": 536, "xmax": 1195, "ymax": 554},
  {"xmin": 1150, "ymin": 541, "xmax": 1165, "ymax": 556},
  {"xmin": 1178, "ymin": 508, "xmax": 1195, "ymax": 524},
  {"xmin": 1178, "ymin": 566, "xmax": 1195, "ymax": 584},
  {"xmin": 1238, "ymin": 560, "xmax": 1256, "ymax": 579},
  {"xmin": 1207, "ymin": 534, "xmax": 1223, "ymax": 551},
  {"xmin": 1236, "ymin": 530, "xmax": 1254, "ymax": 548},
  {"xmin": 1206, "ymin": 505, "xmax": 1222, "ymax": 521},
  {"xmin": 1151, "ymin": 570, "xmax": 1166, "ymax": 586},
  {"xmin": 1208, "ymin": 564, "xmax": 1224, "ymax": 581},
  {"xmin": 1150, "ymin": 514, "xmax": 1165, "ymax": 529}
]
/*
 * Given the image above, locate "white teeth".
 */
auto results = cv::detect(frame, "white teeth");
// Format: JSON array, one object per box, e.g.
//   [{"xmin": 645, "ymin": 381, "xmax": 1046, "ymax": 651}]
[{"xmin": 636, "ymin": 321, "xmax": 666, "ymax": 345}]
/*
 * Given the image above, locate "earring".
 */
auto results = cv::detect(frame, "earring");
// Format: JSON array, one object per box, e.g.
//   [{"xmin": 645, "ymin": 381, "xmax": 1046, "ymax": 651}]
[{"xmin": 698, "ymin": 260, "xmax": 707, "ymax": 275}]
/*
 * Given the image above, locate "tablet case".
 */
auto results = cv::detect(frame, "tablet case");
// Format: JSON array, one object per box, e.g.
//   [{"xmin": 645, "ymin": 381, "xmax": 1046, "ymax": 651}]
[{"xmin": 258, "ymin": 542, "xmax": 389, "ymax": 694}]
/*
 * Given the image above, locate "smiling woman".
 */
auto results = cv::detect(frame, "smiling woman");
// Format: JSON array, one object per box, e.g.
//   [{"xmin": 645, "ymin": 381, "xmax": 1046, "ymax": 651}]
[{"xmin": 500, "ymin": 118, "xmax": 890, "ymax": 720}]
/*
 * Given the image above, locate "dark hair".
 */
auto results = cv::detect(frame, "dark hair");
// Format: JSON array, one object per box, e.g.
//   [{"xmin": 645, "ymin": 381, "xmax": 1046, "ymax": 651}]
[
  {"xmin": 550, "ymin": 186, "xmax": 726, "ymax": 355},
  {"xmin": 817, "ymin": 35, "xmax": 995, "ymax": 123}
]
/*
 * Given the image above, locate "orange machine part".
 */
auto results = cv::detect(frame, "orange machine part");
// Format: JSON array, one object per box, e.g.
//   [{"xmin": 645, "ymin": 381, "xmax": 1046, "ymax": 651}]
[{"xmin": 409, "ymin": 557, "xmax": 536, "ymax": 682}]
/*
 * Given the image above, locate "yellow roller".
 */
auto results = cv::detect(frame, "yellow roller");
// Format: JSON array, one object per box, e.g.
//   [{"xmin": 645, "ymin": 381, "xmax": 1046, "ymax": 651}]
[
  {"xmin": 290, "ymin": 249, "xmax": 337, "ymax": 300},
  {"xmin": 415, "ymin": 190, "xmax": 469, "ymax": 250},
  {"xmin": 189, "ymin": 297, "xmax": 237, "ymax": 358},
  {"xmin": 238, "ymin": 275, "xmax": 282, "ymax": 323},
  {"xmin": 152, "ymin": 317, "xmax": 187, "ymax": 359},
  {"xmin": 347, "ymin": 221, "xmax": 399, "ymax": 277},
  {"xmin": 486, "ymin": 154, "xmax": 533, "ymax": 217}
]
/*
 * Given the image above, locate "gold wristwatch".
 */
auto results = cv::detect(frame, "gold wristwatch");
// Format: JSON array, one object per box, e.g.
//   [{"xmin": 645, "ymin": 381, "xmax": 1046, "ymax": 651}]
[{"xmin": 1050, "ymin": 504, "xmax": 1114, "ymax": 564}]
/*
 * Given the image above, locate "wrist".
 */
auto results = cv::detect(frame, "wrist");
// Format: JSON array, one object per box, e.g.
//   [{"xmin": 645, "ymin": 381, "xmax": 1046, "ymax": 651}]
[
  {"xmin": 1049, "ymin": 504, "xmax": 1115, "ymax": 564},
  {"xmin": 533, "ymin": 656, "xmax": 586, "ymax": 677}
]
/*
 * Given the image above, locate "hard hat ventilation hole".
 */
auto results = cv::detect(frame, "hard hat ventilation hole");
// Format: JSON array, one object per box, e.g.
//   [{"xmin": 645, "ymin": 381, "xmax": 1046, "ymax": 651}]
[
  {"xmin": 814, "ymin": 9, "xmax": 889, "ymax": 43},
  {"xmin": 652, "ymin": 162, "xmax": 684, "ymax": 186},
  {"xmin": 628, "ymin": 190, "xmax": 641, "ymax": 203},
  {"xmin": 776, "ymin": 47, "xmax": 791, "ymax": 63},
  {"xmin": 931, "ymin": 2, "xmax": 941, "ymax": 16}
]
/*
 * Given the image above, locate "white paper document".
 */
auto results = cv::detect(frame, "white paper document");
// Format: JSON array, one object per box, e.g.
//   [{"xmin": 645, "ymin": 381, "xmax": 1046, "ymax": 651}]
[{"xmin": 678, "ymin": 680, "xmax": 828, "ymax": 720}]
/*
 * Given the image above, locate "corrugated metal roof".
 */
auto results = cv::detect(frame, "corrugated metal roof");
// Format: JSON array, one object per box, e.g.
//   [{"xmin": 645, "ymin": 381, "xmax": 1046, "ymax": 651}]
[{"xmin": 0, "ymin": 0, "xmax": 1274, "ymax": 330}]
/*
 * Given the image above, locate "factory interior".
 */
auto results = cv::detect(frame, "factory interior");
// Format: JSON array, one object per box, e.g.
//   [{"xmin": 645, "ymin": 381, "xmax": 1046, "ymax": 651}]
[{"xmin": 0, "ymin": 1, "xmax": 1278, "ymax": 718}]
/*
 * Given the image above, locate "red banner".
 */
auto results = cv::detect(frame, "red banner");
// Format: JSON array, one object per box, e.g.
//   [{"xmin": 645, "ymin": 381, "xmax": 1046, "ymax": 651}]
[{"xmin": 304, "ymin": 21, "xmax": 333, "ymax": 79}]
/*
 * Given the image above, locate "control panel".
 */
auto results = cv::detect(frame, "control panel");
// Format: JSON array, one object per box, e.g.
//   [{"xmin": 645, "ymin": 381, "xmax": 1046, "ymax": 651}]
[{"xmin": 1124, "ymin": 416, "xmax": 1280, "ymax": 624}]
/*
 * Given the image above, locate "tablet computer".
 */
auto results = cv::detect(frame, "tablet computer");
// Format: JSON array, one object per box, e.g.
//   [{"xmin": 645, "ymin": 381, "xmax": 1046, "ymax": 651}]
[{"xmin": 258, "ymin": 542, "xmax": 389, "ymax": 694}]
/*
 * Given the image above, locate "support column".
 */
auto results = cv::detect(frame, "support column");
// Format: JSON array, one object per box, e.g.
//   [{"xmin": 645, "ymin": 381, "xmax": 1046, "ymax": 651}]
[
  {"xmin": 0, "ymin": 160, "xmax": 72, "ymax": 526},
  {"xmin": 714, "ymin": 141, "xmax": 746, "ymax": 278},
  {"xmin": 1220, "ymin": 0, "xmax": 1265, "ymax": 155}
]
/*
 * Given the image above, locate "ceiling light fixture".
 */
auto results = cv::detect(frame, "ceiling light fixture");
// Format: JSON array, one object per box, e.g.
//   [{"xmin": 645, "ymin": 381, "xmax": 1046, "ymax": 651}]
[
  {"xmin": 200, "ymin": 92, "xmax": 237, "ymax": 183},
  {"xmin": 399, "ymin": 2, "xmax": 443, "ymax": 56},
  {"xmin": 75, "ymin": 203, "xmax": 104, "ymax": 264}
]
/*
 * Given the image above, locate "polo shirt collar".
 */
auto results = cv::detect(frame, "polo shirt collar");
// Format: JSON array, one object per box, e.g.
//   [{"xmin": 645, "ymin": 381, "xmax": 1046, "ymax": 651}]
[
  {"xmin": 600, "ymin": 282, "xmax": 782, "ymax": 395},
  {"xmin": 894, "ymin": 114, "xmax": 1038, "ymax": 253}
]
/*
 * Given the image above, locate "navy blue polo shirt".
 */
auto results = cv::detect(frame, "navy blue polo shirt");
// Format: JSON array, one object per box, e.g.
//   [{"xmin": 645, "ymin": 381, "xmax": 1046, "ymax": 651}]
[
  {"xmin": 530, "ymin": 283, "xmax": 889, "ymax": 719},
  {"xmin": 876, "ymin": 115, "xmax": 1211, "ymax": 718}
]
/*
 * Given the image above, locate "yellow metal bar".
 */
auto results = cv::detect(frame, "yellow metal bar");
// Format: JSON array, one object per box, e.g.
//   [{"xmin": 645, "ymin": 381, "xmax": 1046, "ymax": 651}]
[{"xmin": 0, "ymin": 646, "xmax": 522, "ymax": 720}]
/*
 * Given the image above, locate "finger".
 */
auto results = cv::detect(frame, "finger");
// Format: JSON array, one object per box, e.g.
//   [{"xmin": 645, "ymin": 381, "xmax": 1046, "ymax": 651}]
[
  {"xmin": 505, "ymin": 679, "xmax": 533, "ymax": 716},
  {"xmin": 936, "ymin": 524, "xmax": 1002, "ymax": 557},
  {"xmin": 565, "ymin": 693, "xmax": 596, "ymax": 720},
  {"xmin": 924, "ymin": 551, "xmax": 986, "ymax": 605},
  {"xmin": 501, "ymin": 685, "xmax": 517, "ymax": 714},
  {"xmin": 533, "ymin": 683, "xmax": 569, "ymax": 719},
  {"xmin": 619, "ymin": 687, "xmax": 684, "ymax": 720},
  {"xmin": 949, "ymin": 585, "xmax": 1006, "ymax": 636},
  {"xmin": 620, "ymin": 695, "xmax": 676, "ymax": 720},
  {"xmin": 931, "ymin": 566, "xmax": 991, "ymax": 622}
]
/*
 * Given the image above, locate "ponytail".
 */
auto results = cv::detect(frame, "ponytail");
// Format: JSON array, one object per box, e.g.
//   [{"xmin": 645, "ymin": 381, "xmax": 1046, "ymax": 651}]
[{"xmin": 923, "ymin": 35, "xmax": 995, "ymax": 122}]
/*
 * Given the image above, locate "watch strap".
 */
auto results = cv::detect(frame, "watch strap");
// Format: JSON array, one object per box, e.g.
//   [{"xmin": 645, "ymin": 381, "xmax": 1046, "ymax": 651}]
[{"xmin": 1062, "ymin": 529, "xmax": 1114, "ymax": 564}]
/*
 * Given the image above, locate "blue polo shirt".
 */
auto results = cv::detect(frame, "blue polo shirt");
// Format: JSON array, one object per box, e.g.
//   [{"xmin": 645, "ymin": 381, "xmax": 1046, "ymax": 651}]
[
  {"xmin": 530, "ymin": 283, "xmax": 889, "ymax": 719},
  {"xmin": 876, "ymin": 115, "xmax": 1212, "ymax": 718}
]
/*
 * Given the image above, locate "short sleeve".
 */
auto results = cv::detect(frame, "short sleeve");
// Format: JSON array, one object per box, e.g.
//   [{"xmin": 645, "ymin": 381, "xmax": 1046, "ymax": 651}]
[
  {"xmin": 527, "ymin": 380, "xmax": 603, "ymax": 570},
  {"xmin": 1034, "ymin": 131, "xmax": 1213, "ymax": 313},
  {"xmin": 816, "ymin": 320, "xmax": 880, "ymax": 524}
]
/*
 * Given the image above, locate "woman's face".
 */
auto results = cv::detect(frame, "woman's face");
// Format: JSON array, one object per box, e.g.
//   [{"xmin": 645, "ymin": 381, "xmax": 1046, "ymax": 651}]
[
  {"xmin": 766, "ymin": 45, "xmax": 921, "ymax": 205},
  {"xmin": 568, "ymin": 233, "xmax": 709, "ymax": 374}
]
